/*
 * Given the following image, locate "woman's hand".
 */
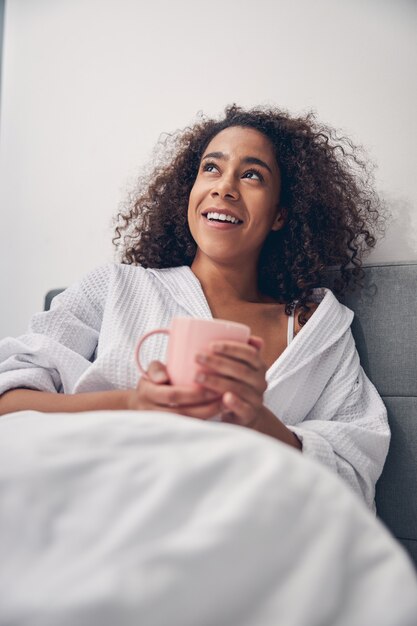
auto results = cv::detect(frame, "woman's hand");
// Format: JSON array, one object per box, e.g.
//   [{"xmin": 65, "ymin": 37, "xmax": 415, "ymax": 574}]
[
  {"xmin": 192, "ymin": 336, "xmax": 267, "ymax": 427},
  {"xmin": 193, "ymin": 336, "xmax": 302, "ymax": 449},
  {"xmin": 128, "ymin": 360, "xmax": 223, "ymax": 419}
]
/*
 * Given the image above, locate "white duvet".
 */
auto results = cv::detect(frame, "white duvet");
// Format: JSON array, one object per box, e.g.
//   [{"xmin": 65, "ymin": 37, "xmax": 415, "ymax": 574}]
[{"xmin": 0, "ymin": 410, "xmax": 416, "ymax": 626}]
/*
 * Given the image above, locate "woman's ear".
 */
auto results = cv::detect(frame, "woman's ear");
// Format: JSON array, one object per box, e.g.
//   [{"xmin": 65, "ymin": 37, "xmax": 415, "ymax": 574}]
[{"xmin": 271, "ymin": 207, "xmax": 287, "ymax": 231}]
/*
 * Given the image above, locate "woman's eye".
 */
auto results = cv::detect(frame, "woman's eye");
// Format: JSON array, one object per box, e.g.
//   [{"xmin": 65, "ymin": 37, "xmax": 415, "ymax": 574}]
[
  {"xmin": 202, "ymin": 162, "xmax": 218, "ymax": 173},
  {"xmin": 243, "ymin": 169, "xmax": 263, "ymax": 182}
]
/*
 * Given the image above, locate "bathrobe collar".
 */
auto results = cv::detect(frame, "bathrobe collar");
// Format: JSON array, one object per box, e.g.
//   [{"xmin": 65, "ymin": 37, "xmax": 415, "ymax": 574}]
[{"xmin": 148, "ymin": 265, "xmax": 354, "ymax": 382}]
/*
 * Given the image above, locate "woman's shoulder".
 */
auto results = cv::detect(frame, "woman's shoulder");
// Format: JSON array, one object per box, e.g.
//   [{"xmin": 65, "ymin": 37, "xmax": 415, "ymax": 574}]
[
  {"xmin": 83, "ymin": 263, "xmax": 193, "ymax": 300},
  {"xmin": 54, "ymin": 262, "xmax": 147, "ymax": 302},
  {"xmin": 80, "ymin": 261, "xmax": 161, "ymax": 283},
  {"xmin": 292, "ymin": 288, "xmax": 351, "ymax": 336},
  {"xmin": 76, "ymin": 262, "xmax": 191, "ymax": 292}
]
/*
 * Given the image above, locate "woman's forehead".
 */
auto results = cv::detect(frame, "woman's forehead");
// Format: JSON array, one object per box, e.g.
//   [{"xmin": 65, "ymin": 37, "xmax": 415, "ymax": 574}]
[{"xmin": 204, "ymin": 126, "xmax": 274, "ymax": 156}]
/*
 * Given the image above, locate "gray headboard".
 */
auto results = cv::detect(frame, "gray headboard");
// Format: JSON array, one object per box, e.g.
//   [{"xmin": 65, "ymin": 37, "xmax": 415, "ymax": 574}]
[{"xmin": 340, "ymin": 262, "xmax": 417, "ymax": 567}]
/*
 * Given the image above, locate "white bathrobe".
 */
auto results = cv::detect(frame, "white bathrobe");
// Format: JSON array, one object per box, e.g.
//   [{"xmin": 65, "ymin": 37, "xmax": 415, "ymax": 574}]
[{"xmin": 0, "ymin": 262, "xmax": 390, "ymax": 507}]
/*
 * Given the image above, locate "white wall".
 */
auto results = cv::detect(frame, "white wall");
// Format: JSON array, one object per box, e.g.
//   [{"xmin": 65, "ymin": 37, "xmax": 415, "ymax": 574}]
[{"xmin": 0, "ymin": 0, "xmax": 416, "ymax": 337}]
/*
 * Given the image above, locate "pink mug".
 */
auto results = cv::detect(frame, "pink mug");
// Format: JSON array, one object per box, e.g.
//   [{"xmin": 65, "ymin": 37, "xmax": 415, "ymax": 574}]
[{"xmin": 135, "ymin": 317, "xmax": 251, "ymax": 386}]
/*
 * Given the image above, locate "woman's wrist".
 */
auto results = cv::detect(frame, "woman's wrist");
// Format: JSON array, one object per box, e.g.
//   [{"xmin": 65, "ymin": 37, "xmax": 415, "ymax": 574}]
[
  {"xmin": 253, "ymin": 406, "xmax": 302, "ymax": 450},
  {"xmin": 66, "ymin": 389, "xmax": 131, "ymax": 412}
]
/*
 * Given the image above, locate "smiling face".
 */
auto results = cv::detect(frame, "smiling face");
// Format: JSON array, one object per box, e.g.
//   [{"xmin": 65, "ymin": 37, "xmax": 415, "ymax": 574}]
[{"xmin": 187, "ymin": 126, "xmax": 285, "ymax": 268}]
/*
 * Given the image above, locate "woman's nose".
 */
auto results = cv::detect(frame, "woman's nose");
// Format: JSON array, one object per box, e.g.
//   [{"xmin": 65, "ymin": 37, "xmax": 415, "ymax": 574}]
[{"xmin": 210, "ymin": 175, "xmax": 239, "ymax": 200}]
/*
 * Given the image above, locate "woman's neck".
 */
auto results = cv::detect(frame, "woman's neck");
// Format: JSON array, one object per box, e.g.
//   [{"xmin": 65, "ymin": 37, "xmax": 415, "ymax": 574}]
[{"xmin": 190, "ymin": 255, "xmax": 267, "ymax": 305}]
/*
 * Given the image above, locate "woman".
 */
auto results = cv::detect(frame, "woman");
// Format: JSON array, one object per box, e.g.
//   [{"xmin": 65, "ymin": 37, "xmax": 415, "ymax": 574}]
[{"xmin": 0, "ymin": 104, "xmax": 389, "ymax": 508}]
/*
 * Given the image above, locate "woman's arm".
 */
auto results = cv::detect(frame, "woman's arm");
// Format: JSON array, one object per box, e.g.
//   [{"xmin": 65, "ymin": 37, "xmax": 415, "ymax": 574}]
[
  {"xmin": 287, "ymin": 340, "xmax": 390, "ymax": 509},
  {"xmin": 0, "ymin": 360, "xmax": 223, "ymax": 417},
  {"xmin": 0, "ymin": 388, "xmax": 129, "ymax": 416},
  {"xmin": 0, "ymin": 265, "xmax": 112, "ymax": 401}
]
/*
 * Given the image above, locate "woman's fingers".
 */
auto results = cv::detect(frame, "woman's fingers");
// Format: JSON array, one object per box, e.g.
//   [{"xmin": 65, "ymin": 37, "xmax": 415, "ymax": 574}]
[
  {"xmin": 222, "ymin": 392, "xmax": 258, "ymax": 426},
  {"xmin": 194, "ymin": 370, "xmax": 264, "ymax": 406},
  {"xmin": 146, "ymin": 360, "xmax": 170, "ymax": 384},
  {"xmin": 132, "ymin": 361, "xmax": 221, "ymax": 413},
  {"xmin": 248, "ymin": 335, "xmax": 264, "ymax": 351},
  {"xmin": 195, "ymin": 352, "xmax": 266, "ymax": 389},
  {"xmin": 191, "ymin": 336, "xmax": 268, "ymax": 425},
  {"xmin": 141, "ymin": 364, "xmax": 221, "ymax": 407},
  {"xmin": 174, "ymin": 398, "xmax": 224, "ymax": 420},
  {"xmin": 208, "ymin": 339, "xmax": 264, "ymax": 371},
  {"xmin": 142, "ymin": 379, "xmax": 223, "ymax": 418},
  {"xmin": 151, "ymin": 382, "xmax": 220, "ymax": 408},
  {"xmin": 194, "ymin": 337, "xmax": 266, "ymax": 391}
]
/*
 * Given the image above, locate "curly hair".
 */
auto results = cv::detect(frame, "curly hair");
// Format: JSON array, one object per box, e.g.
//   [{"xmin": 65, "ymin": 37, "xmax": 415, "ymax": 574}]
[{"xmin": 113, "ymin": 104, "xmax": 386, "ymax": 323}]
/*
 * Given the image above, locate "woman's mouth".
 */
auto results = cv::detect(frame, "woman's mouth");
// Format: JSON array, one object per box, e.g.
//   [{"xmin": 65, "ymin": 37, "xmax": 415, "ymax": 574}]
[{"xmin": 201, "ymin": 211, "xmax": 243, "ymax": 230}]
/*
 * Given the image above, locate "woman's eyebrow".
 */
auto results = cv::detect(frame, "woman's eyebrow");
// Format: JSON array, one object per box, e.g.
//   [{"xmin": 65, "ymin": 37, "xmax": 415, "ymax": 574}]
[{"xmin": 202, "ymin": 151, "xmax": 272, "ymax": 174}]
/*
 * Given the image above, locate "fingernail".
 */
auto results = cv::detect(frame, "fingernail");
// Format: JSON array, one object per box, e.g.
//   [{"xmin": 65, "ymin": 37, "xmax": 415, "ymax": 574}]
[
  {"xmin": 153, "ymin": 371, "xmax": 167, "ymax": 383},
  {"xmin": 196, "ymin": 353, "xmax": 207, "ymax": 363},
  {"xmin": 224, "ymin": 392, "xmax": 235, "ymax": 404},
  {"xmin": 195, "ymin": 372, "xmax": 206, "ymax": 383}
]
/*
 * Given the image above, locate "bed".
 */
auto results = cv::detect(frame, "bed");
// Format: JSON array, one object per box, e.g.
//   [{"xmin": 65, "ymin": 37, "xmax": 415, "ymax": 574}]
[
  {"xmin": 0, "ymin": 409, "xmax": 416, "ymax": 626},
  {"xmin": 0, "ymin": 262, "xmax": 416, "ymax": 625}
]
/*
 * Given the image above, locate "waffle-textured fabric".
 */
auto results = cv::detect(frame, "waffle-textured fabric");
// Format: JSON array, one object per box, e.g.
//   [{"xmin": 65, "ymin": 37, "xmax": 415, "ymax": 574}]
[{"xmin": 0, "ymin": 263, "xmax": 390, "ymax": 508}]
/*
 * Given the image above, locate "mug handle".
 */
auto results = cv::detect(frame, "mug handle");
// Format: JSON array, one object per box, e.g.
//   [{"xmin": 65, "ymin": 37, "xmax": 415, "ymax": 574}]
[{"xmin": 135, "ymin": 328, "xmax": 170, "ymax": 379}]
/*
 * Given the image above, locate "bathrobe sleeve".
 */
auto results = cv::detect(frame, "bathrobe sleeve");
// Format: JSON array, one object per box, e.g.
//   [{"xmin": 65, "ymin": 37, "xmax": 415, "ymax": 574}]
[
  {"xmin": 287, "ymin": 332, "xmax": 390, "ymax": 509},
  {"xmin": 0, "ymin": 265, "xmax": 110, "ymax": 396}
]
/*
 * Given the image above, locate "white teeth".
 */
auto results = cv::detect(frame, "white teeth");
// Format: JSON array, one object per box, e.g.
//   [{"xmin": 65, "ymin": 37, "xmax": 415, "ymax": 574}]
[{"xmin": 206, "ymin": 212, "xmax": 240, "ymax": 224}]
